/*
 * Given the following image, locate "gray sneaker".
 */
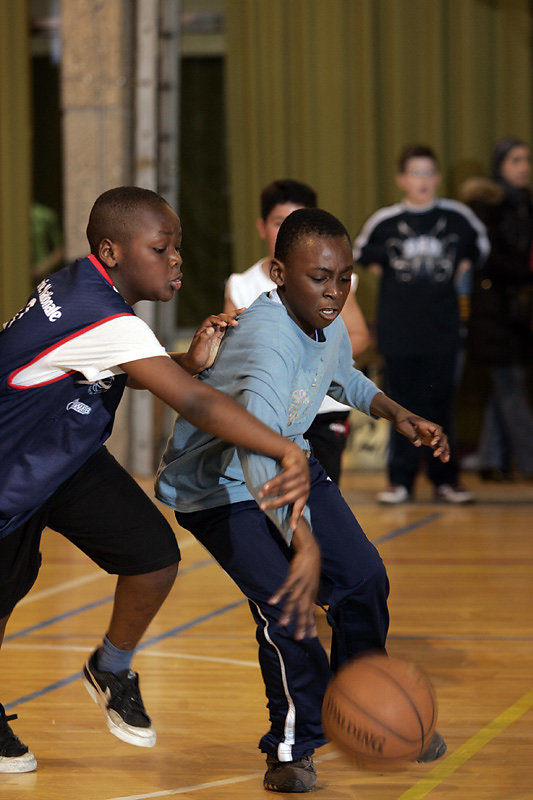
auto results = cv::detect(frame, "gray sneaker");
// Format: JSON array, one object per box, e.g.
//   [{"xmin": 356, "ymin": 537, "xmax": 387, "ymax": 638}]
[
  {"xmin": 434, "ymin": 484, "xmax": 474, "ymax": 504},
  {"xmin": 264, "ymin": 754, "xmax": 317, "ymax": 792},
  {"xmin": 417, "ymin": 730, "xmax": 447, "ymax": 762},
  {"xmin": 377, "ymin": 485, "xmax": 411, "ymax": 504}
]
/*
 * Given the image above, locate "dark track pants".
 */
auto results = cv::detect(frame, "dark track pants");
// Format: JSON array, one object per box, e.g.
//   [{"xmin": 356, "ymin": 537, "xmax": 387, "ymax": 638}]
[
  {"xmin": 176, "ymin": 458, "xmax": 389, "ymax": 761},
  {"xmin": 384, "ymin": 351, "xmax": 459, "ymax": 491}
]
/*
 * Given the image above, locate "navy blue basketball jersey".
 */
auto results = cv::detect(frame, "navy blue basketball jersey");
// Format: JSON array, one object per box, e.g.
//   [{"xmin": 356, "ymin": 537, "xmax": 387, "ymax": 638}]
[{"xmin": 0, "ymin": 255, "xmax": 134, "ymax": 537}]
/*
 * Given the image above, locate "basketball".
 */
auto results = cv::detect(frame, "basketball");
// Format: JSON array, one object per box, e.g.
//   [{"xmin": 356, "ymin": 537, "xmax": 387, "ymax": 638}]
[{"xmin": 322, "ymin": 653, "xmax": 437, "ymax": 770}]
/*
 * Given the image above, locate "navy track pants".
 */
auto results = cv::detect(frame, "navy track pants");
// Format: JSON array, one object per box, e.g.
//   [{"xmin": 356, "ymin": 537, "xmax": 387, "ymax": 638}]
[{"xmin": 176, "ymin": 458, "xmax": 389, "ymax": 761}]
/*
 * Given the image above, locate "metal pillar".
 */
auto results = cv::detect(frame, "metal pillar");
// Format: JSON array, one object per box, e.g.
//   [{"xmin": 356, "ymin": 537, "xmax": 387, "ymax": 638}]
[{"xmin": 130, "ymin": 0, "xmax": 181, "ymax": 476}]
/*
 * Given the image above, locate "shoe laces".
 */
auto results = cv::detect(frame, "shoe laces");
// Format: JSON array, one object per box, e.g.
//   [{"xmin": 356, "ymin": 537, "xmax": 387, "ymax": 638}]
[
  {"xmin": 109, "ymin": 671, "xmax": 149, "ymax": 720},
  {"xmin": 0, "ymin": 706, "xmax": 24, "ymax": 747}
]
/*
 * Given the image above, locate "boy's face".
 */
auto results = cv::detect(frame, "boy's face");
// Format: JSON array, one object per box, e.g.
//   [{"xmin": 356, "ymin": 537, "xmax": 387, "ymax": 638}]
[
  {"xmin": 271, "ymin": 234, "xmax": 353, "ymax": 338},
  {"xmin": 257, "ymin": 202, "xmax": 306, "ymax": 258},
  {"xmin": 396, "ymin": 157, "xmax": 440, "ymax": 206},
  {"xmin": 100, "ymin": 204, "xmax": 183, "ymax": 305},
  {"xmin": 500, "ymin": 145, "xmax": 530, "ymax": 188}
]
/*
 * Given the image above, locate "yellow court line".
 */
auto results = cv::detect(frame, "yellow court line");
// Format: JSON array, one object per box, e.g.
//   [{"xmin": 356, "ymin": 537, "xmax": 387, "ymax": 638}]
[{"xmin": 397, "ymin": 688, "xmax": 533, "ymax": 800}]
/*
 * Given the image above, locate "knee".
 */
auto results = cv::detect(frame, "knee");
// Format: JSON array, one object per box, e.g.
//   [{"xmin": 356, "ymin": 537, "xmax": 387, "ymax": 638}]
[
  {"xmin": 369, "ymin": 558, "xmax": 389, "ymax": 598},
  {"xmin": 331, "ymin": 555, "xmax": 389, "ymax": 609},
  {"xmin": 120, "ymin": 561, "xmax": 179, "ymax": 598},
  {"xmin": 148, "ymin": 562, "xmax": 179, "ymax": 595}
]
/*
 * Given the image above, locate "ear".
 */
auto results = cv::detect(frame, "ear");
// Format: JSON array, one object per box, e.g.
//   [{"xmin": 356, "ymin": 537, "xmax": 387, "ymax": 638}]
[
  {"xmin": 256, "ymin": 218, "xmax": 267, "ymax": 241},
  {"xmin": 395, "ymin": 173, "xmax": 406, "ymax": 193},
  {"xmin": 269, "ymin": 258, "xmax": 285, "ymax": 287},
  {"xmin": 98, "ymin": 238, "xmax": 119, "ymax": 268}
]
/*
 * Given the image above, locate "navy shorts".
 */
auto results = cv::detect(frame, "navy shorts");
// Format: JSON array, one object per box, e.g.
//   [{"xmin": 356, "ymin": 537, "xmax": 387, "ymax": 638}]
[{"xmin": 0, "ymin": 447, "xmax": 181, "ymax": 618}]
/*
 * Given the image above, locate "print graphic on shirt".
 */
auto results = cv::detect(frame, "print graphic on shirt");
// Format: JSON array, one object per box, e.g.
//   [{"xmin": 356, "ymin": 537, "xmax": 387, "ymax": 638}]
[
  {"xmin": 288, "ymin": 368, "xmax": 321, "ymax": 424},
  {"xmin": 79, "ymin": 377, "xmax": 116, "ymax": 395},
  {"xmin": 386, "ymin": 218, "xmax": 459, "ymax": 283},
  {"xmin": 288, "ymin": 388, "xmax": 310, "ymax": 424},
  {"xmin": 37, "ymin": 278, "xmax": 62, "ymax": 322},
  {"xmin": 66, "ymin": 398, "xmax": 92, "ymax": 415},
  {"xmin": 4, "ymin": 298, "xmax": 38, "ymax": 330}
]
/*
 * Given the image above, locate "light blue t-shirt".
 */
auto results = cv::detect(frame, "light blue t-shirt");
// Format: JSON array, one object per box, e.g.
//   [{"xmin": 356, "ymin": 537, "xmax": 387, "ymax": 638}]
[{"xmin": 156, "ymin": 292, "xmax": 380, "ymax": 544}]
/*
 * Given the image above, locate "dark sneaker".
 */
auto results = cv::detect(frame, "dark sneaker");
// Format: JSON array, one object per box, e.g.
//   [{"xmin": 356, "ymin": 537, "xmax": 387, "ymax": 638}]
[
  {"xmin": 264, "ymin": 754, "xmax": 317, "ymax": 792},
  {"xmin": 82, "ymin": 650, "xmax": 156, "ymax": 747},
  {"xmin": 0, "ymin": 704, "xmax": 37, "ymax": 773},
  {"xmin": 417, "ymin": 730, "xmax": 447, "ymax": 762}
]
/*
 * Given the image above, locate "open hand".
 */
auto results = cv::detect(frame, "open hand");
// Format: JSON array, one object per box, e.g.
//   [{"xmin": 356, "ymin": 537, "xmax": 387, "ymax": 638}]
[
  {"xmin": 394, "ymin": 413, "xmax": 450, "ymax": 462},
  {"xmin": 258, "ymin": 444, "xmax": 310, "ymax": 530},
  {"xmin": 184, "ymin": 309, "xmax": 245, "ymax": 373},
  {"xmin": 269, "ymin": 519, "xmax": 320, "ymax": 640}
]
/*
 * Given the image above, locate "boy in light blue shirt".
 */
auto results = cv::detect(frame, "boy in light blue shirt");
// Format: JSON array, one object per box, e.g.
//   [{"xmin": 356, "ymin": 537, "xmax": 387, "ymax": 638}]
[{"xmin": 156, "ymin": 208, "xmax": 448, "ymax": 792}]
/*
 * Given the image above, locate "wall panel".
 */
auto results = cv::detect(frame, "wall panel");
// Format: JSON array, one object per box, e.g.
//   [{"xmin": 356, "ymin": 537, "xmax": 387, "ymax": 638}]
[
  {"xmin": 0, "ymin": 0, "xmax": 32, "ymax": 320},
  {"xmin": 226, "ymin": 0, "xmax": 532, "ymax": 271}
]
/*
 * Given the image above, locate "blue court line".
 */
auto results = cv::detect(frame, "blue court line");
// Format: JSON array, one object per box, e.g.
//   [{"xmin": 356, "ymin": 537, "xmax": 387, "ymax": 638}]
[
  {"xmin": 4, "ymin": 515, "xmax": 440, "ymax": 711},
  {"xmin": 5, "ymin": 515, "xmax": 436, "ymax": 646},
  {"xmin": 4, "ymin": 598, "xmax": 246, "ymax": 711},
  {"xmin": 4, "ymin": 596, "xmax": 114, "ymax": 643},
  {"xmin": 373, "ymin": 512, "xmax": 442, "ymax": 544},
  {"xmin": 4, "ymin": 558, "xmax": 213, "ymax": 643}
]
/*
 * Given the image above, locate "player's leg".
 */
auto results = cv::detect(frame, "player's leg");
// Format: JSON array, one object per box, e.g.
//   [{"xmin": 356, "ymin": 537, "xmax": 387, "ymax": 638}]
[
  {"xmin": 308, "ymin": 459, "xmax": 446, "ymax": 762},
  {"xmin": 175, "ymin": 501, "xmax": 329, "ymax": 792},
  {"xmin": 0, "ymin": 514, "xmax": 45, "ymax": 772},
  {"xmin": 379, "ymin": 355, "xmax": 421, "ymax": 502},
  {"xmin": 419, "ymin": 351, "xmax": 471, "ymax": 501},
  {"xmin": 306, "ymin": 458, "xmax": 389, "ymax": 672},
  {"xmin": 47, "ymin": 447, "xmax": 180, "ymax": 747}
]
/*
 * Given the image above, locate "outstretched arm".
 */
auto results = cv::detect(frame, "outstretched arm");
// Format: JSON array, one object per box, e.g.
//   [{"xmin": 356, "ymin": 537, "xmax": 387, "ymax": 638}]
[
  {"xmin": 126, "ymin": 312, "xmax": 242, "ymax": 390},
  {"xmin": 269, "ymin": 516, "xmax": 320, "ymax": 641},
  {"xmin": 369, "ymin": 392, "xmax": 450, "ymax": 461},
  {"xmin": 120, "ymin": 355, "xmax": 309, "ymax": 524}
]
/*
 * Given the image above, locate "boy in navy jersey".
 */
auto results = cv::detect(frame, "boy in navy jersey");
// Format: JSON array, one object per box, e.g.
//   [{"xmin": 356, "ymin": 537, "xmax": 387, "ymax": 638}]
[
  {"xmin": 0, "ymin": 187, "xmax": 312, "ymax": 772},
  {"xmin": 157, "ymin": 208, "xmax": 449, "ymax": 792}
]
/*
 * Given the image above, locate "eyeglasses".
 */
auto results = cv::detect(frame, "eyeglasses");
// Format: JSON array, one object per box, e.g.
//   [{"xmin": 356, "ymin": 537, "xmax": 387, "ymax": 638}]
[{"xmin": 404, "ymin": 169, "xmax": 438, "ymax": 177}]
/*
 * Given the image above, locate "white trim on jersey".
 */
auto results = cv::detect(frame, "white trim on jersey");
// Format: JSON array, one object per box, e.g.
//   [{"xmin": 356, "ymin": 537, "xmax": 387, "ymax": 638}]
[
  {"xmin": 11, "ymin": 315, "xmax": 169, "ymax": 388},
  {"xmin": 437, "ymin": 198, "xmax": 490, "ymax": 261},
  {"xmin": 353, "ymin": 198, "xmax": 489, "ymax": 263},
  {"xmin": 352, "ymin": 203, "xmax": 404, "ymax": 260}
]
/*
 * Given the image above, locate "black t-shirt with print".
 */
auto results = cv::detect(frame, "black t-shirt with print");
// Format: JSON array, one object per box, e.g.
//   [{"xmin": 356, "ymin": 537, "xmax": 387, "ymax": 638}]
[{"xmin": 354, "ymin": 199, "xmax": 487, "ymax": 356}]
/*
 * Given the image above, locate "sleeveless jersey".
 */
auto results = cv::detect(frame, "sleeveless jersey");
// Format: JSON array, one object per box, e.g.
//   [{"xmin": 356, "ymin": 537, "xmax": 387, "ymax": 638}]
[{"xmin": 0, "ymin": 255, "xmax": 133, "ymax": 538}]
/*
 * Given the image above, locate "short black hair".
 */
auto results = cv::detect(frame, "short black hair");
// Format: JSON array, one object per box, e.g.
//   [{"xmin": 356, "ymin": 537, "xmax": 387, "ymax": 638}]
[
  {"xmin": 86, "ymin": 186, "xmax": 172, "ymax": 253},
  {"xmin": 397, "ymin": 144, "xmax": 439, "ymax": 173},
  {"xmin": 260, "ymin": 179, "xmax": 317, "ymax": 221},
  {"xmin": 274, "ymin": 208, "xmax": 351, "ymax": 264}
]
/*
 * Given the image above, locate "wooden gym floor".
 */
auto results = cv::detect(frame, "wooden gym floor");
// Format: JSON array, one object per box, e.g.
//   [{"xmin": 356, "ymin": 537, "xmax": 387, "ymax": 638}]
[{"xmin": 1, "ymin": 468, "xmax": 532, "ymax": 799}]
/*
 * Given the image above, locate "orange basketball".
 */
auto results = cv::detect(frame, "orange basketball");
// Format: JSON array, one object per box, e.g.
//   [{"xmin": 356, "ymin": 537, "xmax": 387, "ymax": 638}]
[{"xmin": 322, "ymin": 653, "xmax": 437, "ymax": 770}]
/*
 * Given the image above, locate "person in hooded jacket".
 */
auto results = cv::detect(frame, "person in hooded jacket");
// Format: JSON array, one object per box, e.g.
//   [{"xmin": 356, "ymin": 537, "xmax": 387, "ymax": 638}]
[{"xmin": 461, "ymin": 138, "xmax": 533, "ymax": 480}]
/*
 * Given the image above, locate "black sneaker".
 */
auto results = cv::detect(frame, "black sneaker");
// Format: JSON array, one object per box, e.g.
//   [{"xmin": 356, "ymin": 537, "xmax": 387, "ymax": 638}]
[
  {"xmin": 264, "ymin": 754, "xmax": 317, "ymax": 792},
  {"xmin": 0, "ymin": 704, "xmax": 37, "ymax": 773},
  {"xmin": 82, "ymin": 650, "xmax": 156, "ymax": 747},
  {"xmin": 417, "ymin": 730, "xmax": 447, "ymax": 762}
]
